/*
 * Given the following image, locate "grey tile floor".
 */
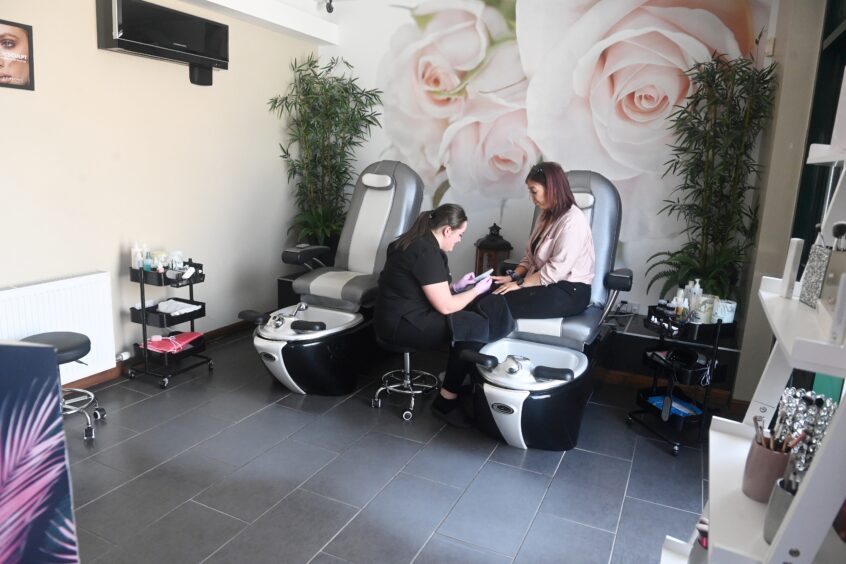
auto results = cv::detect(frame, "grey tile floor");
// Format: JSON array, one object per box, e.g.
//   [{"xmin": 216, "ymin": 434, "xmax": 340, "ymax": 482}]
[{"xmin": 66, "ymin": 332, "xmax": 707, "ymax": 563}]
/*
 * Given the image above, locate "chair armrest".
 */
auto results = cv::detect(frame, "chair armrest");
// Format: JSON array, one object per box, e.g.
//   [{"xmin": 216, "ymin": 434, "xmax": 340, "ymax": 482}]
[
  {"xmin": 282, "ymin": 244, "xmax": 331, "ymax": 265},
  {"xmin": 238, "ymin": 309, "xmax": 269, "ymax": 326},
  {"xmin": 605, "ymin": 268, "xmax": 633, "ymax": 292}
]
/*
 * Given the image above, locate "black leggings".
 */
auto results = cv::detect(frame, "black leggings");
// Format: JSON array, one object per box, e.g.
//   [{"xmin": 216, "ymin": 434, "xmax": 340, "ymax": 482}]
[{"xmin": 503, "ymin": 281, "xmax": 592, "ymax": 319}]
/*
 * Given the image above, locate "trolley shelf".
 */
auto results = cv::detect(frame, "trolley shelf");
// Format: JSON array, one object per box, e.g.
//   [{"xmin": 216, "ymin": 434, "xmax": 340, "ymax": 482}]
[
  {"xmin": 130, "ymin": 298, "xmax": 205, "ymax": 327},
  {"xmin": 129, "ymin": 261, "xmax": 205, "ymax": 287},
  {"xmin": 132, "ymin": 333, "xmax": 207, "ymax": 363}
]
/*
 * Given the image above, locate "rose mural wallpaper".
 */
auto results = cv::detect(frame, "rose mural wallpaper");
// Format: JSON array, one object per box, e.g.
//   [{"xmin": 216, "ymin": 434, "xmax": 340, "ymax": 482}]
[{"xmin": 324, "ymin": 0, "xmax": 773, "ymax": 307}]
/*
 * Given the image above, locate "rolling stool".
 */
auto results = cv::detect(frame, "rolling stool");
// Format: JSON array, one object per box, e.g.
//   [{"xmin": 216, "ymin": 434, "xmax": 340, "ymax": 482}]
[
  {"xmin": 22, "ymin": 332, "xmax": 105, "ymax": 440},
  {"xmin": 371, "ymin": 336, "xmax": 440, "ymax": 421}
]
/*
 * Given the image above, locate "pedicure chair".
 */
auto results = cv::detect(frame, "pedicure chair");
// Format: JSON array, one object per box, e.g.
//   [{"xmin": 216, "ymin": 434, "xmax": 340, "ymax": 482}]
[
  {"xmin": 469, "ymin": 171, "xmax": 633, "ymax": 450},
  {"xmin": 241, "ymin": 161, "xmax": 423, "ymax": 395}
]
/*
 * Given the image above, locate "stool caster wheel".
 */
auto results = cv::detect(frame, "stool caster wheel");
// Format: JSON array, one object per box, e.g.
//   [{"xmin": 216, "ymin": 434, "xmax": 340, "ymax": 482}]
[
  {"xmin": 208, "ymin": 361, "xmax": 214, "ymax": 371},
  {"xmin": 128, "ymin": 370, "xmax": 137, "ymax": 380},
  {"xmin": 671, "ymin": 445, "xmax": 680, "ymax": 456},
  {"xmin": 160, "ymin": 377, "xmax": 170, "ymax": 389},
  {"xmin": 93, "ymin": 407, "xmax": 106, "ymax": 420},
  {"xmin": 402, "ymin": 410, "xmax": 413, "ymax": 421},
  {"xmin": 625, "ymin": 416, "xmax": 633, "ymax": 426},
  {"xmin": 83, "ymin": 426, "xmax": 95, "ymax": 440},
  {"xmin": 371, "ymin": 398, "xmax": 382, "ymax": 409}
]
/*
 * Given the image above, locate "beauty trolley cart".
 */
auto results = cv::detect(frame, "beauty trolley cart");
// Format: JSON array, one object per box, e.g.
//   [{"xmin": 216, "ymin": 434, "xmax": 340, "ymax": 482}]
[
  {"xmin": 626, "ymin": 306, "xmax": 720, "ymax": 455},
  {"xmin": 127, "ymin": 259, "xmax": 213, "ymax": 389}
]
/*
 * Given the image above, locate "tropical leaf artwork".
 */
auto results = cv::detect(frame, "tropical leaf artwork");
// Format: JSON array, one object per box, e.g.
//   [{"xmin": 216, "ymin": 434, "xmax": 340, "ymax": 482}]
[{"xmin": 0, "ymin": 377, "xmax": 78, "ymax": 564}]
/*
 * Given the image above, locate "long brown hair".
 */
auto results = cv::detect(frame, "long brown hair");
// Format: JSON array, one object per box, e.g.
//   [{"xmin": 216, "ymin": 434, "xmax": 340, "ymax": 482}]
[
  {"xmin": 526, "ymin": 162, "xmax": 576, "ymax": 221},
  {"xmin": 394, "ymin": 204, "xmax": 468, "ymax": 250}
]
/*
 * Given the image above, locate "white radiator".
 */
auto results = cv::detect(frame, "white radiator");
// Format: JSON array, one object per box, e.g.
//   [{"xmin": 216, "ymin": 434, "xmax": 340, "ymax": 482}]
[{"xmin": 0, "ymin": 272, "xmax": 116, "ymax": 384}]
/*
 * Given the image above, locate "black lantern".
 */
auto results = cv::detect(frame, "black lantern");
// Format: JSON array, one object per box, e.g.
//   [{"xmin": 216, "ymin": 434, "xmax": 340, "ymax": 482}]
[{"xmin": 475, "ymin": 223, "xmax": 513, "ymax": 275}]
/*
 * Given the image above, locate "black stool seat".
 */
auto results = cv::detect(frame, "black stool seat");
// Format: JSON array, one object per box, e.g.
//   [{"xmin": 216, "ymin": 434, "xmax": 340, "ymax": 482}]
[
  {"xmin": 21, "ymin": 331, "xmax": 103, "ymax": 440},
  {"xmin": 22, "ymin": 332, "xmax": 91, "ymax": 364}
]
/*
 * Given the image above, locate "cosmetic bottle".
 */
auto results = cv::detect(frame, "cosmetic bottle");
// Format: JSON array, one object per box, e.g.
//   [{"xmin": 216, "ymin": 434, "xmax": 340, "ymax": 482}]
[{"xmin": 130, "ymin": 242, "xmax": 143, "ymax": 269}]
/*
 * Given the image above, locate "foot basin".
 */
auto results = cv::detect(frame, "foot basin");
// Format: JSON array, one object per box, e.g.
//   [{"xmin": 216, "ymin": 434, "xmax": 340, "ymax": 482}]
[
  {"xmin": 252, "ymin": 304, "xmax": 372, "ymax": 395},
  {"xmin": 472, "ymin": 338, "xmax": 591, "ymax": 450}
]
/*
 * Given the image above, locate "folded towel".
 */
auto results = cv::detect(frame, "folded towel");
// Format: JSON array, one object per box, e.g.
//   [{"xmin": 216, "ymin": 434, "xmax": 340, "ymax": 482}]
[
  {"xmin": 143, "ymin": 332, "xmax": 203, "ymax": 353},
  {"xmin": 157, "ymin": 299, "xmax": 201, "ymax": 316}
]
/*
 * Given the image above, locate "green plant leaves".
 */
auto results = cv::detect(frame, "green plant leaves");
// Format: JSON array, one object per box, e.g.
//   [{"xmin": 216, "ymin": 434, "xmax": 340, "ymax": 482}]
[
  {"xmin": 647, "ymin": 50, "xmax": 777, "ymax": 305},
  {"xmin": 269, "ymin": 54, "xmax": 383, "ymax": 245}
]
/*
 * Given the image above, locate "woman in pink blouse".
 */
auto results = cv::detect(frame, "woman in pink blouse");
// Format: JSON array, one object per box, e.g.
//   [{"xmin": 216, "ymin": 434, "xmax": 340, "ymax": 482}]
[{"xmin": 491, "ymin": 162, "xmax": 596, "ymax": 318}]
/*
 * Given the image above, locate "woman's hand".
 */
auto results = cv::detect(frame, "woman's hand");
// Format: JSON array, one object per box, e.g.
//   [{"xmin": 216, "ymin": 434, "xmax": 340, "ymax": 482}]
[
  {"xmin": 451, "ymin": 272, "xmax": 476, "ymax": 293},
  {"xmin": 490, "ymin": 274, "xmax": 511, "ymax": 286},
  {"xmin": 492, "ymin": 281, "xmax": 522, "ymax": 295}
]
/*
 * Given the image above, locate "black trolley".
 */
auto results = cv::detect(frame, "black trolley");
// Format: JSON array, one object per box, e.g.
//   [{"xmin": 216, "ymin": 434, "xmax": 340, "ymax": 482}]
[
  {"xmin": 626, "ymin": 306, "xmax": 721, "ymax": 455},
  {"xmin": 127, "ymin": 259, "xmax": 213, "ymax": 389}
]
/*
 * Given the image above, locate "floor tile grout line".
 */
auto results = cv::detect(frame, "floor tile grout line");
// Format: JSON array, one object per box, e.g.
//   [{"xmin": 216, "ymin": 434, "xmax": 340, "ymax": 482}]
[
  {"xmin": 624, "ymin": 495, "xmax": 703, "ymax": 516},
  {"xmin": 534, "ymin": 510, "xmax": 618, "ymax": 535},
  {"xmin": 189, "ymin": 499, "xmax": 251, "ymax": 525},
  {"xmin": 607, "ymin": 434, "xmax": 637, "ymax": 563},
  {"xmin": 73, "ymin": 392, "xmax": 305, "ymax": 475},
  {"xmin": 309, "ymin": 418, "xmax": 460, "ymax": 564},
  {"xmin": 433, "ymin": 531, "xmax": 516, "ymax": 561},
  {"xmin": 572, "ymin": 446, "xmax": 634, "ymax": 464},
  {"xmin": 74, "ymin": 409, "xmax": 310, "ymax": 512},
  {"xmin": 409, "ymin": 434, "xmax": 503, "ymax": 564},
  {"xmin": 511, "ymin": 450, "xmax": 567, "ymax": 560},
  {"xmin": 199, "ymin": 449, "xmax": 343, "ymax": 563}
]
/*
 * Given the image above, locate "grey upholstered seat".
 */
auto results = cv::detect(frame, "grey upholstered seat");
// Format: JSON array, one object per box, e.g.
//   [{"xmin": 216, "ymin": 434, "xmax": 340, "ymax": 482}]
[
  {"xmin": 289, "ymin": 161, "xmax": 424, "ymax": 312},
  {"xmin": 509, "ymin": 170, "xmax": 632, "ymax": 351}
]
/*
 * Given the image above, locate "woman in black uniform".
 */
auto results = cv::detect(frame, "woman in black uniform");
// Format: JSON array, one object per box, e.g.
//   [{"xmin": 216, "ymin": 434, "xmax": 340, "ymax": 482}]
[{"xmin": 375, "ymin": 204, "xmax": 494, "ymax": 426}]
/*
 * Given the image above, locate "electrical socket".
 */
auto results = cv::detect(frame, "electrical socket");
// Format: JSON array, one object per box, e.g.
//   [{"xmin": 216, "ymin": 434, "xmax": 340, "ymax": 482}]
[{"xmin": 627, "ymin": 302, "xmax": 640, "ymax": 315}]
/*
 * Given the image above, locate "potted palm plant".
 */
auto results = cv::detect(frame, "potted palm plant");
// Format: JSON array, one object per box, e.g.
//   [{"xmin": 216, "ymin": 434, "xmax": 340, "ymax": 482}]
[
  {"xmin": 646, "ymin": 51, "xmax": 777, "ymax": 302},
  {"xmin": 269, "ymin": 55, "xmax": 382, "ymax": 247}
]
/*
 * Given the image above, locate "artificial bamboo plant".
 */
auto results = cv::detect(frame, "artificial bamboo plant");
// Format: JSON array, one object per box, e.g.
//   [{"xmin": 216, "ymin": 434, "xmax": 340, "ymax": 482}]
[
  {"xmin": 270, "ymin": 55, "xmax": 382, "ymax": 246},
  {"xmin": 646, "ymin": 52, "xmax": 777, "ymax": 301}
]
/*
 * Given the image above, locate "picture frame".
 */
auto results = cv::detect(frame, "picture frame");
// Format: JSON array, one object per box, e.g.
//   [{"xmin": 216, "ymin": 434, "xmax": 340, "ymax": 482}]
[
  {"xmin": 0, "ymin": 18, "xmax": 34, "ymax": 90},
  {"xmin": 799, "ymin": 244, "xmax": 832, "ymax": 309}
]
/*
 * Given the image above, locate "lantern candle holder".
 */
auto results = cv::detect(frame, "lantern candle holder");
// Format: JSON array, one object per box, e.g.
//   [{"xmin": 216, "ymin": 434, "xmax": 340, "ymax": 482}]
[{"xmin": 475, "ymin": 223, "xmax": 513, "ymax": 275}]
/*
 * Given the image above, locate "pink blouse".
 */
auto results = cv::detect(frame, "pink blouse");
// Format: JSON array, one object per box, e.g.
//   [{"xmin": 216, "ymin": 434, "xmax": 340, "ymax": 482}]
[{"xmin": 517, "ymin": 206, "xmax": 595, "ymax": 286}]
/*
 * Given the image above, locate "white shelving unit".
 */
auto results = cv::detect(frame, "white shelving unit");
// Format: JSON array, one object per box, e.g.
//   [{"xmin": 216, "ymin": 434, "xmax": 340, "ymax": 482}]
[{"xmin": 661, "ymin": 276, "xmax": 846, "ymax": 563}]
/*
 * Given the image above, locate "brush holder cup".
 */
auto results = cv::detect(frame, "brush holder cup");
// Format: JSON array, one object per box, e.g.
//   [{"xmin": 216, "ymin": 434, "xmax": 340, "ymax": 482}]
[
  {"xmin": 763, "ymin": 478, "xmax": 795, "ymax": 544},
  {"xmin": 741, "ymin": 439, "xmax": 790, "ymax": 502}
]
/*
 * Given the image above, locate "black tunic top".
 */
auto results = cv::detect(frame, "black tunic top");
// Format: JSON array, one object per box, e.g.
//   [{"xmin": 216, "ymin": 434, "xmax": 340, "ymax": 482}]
[{"xmin": 375, "ymin": 232, "xmax": 451, "ymax": 340}]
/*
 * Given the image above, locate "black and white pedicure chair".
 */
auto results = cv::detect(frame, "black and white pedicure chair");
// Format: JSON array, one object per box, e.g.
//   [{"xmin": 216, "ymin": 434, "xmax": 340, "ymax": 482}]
[
  {"xmin": 240, "ymin": 161, "xmax": 423, "ymax": 395},
  {"xmin": 469, "ymin": 171, "xmax": 633, "ymax": 450}
]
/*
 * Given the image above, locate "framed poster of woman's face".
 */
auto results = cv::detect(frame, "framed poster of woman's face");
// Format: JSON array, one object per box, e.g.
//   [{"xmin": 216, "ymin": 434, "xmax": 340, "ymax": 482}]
[{"xmin": 0, "ymin": 19, "xmax": 34, "ymax": 90}]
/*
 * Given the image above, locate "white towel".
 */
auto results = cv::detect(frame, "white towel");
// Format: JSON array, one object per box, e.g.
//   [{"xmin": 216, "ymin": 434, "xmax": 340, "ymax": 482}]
[{"xmin": 157, "ymin": 299, "xmax": 201, "ymax": 316}]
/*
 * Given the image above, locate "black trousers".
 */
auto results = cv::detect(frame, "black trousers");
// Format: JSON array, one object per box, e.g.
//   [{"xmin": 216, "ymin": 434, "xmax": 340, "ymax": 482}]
[
  {"xmin": 503, "ymin": 281, "xmax": 592, "ymax": 319},
  {"xmin": 385, "ymin": 317, "xmax": 482, "ymax": 395}
]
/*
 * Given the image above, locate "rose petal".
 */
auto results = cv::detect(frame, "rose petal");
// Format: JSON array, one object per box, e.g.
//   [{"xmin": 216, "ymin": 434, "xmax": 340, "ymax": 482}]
[
  {"xmin": 640, "ymin": 6, "xmax": 742, "ymax": 58},
  {"xmin": 425, "ymin": 11, "xmax": 488, "ymax": 71}
]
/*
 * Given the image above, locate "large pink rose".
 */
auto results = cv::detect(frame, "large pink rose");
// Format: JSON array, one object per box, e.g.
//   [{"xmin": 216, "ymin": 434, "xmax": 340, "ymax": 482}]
[
  {"xmin": 379, "ymin": 0, "xmax": 510, "ymax": 187},
  {"xmin": 439, "ymin": 45, "xmax": 540, "ymax": 203},
  {"xmin": 517, "ymin": 0, "xmax": 764, "ymax": 181}
]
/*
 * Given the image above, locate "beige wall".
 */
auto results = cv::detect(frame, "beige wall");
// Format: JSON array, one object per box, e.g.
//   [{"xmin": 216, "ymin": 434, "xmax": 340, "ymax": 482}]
[
  {"xmin": 0, "ymin": 0, "xmax": 315, "ymax": 359},
  {"xmin": 735, "ymin": 0, "xmax": 827, "ymax": 400}
]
